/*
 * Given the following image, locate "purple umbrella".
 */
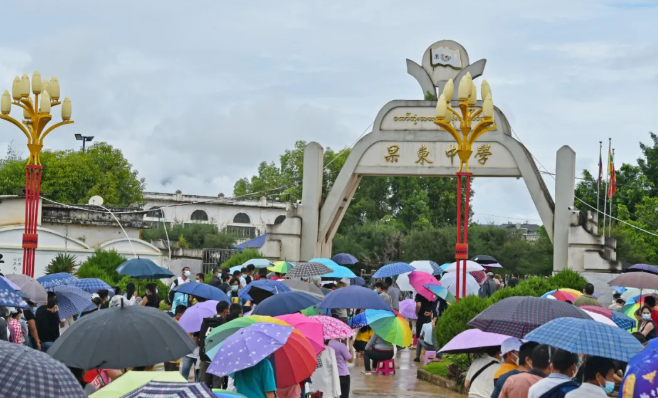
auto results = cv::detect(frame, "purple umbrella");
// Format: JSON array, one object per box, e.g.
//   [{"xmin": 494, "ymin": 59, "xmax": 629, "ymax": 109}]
[
  {"xmin": 399, "ymin": 299, "xmax": 417, "ymax": 320},
  {"xmin": 0, "ymin": 276, "xmax": 21, "ymax": 291},
  {"xmin": 178, "ymin": 300, "xmax": 219, "ymax": 333},
  {"xmin": 439, "ymin": 329, "xmax": 512, "ymax": 354},
  {"xmin": 331, "ymin": 253, "xmax": 358, "ymax": 266},
  {"xmin": 207, "ymin": 323, "xmax": 293, "ymax": 377},
  {"xmin": 626, "ymin": 264, "xmax": 658, "ymax": 275}
]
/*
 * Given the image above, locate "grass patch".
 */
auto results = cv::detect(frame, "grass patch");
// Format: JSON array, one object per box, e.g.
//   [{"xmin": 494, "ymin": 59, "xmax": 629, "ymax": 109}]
[{"xmin": 420, "ymin": 356, "xmax": 453, "ymax": 377}]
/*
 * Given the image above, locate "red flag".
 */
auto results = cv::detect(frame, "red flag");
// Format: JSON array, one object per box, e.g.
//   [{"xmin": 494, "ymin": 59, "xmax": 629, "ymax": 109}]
[{"xmin": 608, "ymin": 148, "xmax": 616, "ymax": 198}]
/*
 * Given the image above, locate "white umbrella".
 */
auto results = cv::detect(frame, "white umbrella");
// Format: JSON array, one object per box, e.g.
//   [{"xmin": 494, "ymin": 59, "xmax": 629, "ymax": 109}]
[
  {"xmin": 444, "ymin": 260, "xmax": 484, "ymax": 273},
  {"xmin": 396, "ymin": 262, "xmax": 436, "ymax": 293},
  {"xmin": 582, "ymin": 310, "xmax": 617, "ymax": 327},
  {"xmin": 620, "ymin": 288, "xmax": 658, "ymax": 302},
  {"xmin": 439, "ymin": 272, "xmax": 480, "ymax": 296}
]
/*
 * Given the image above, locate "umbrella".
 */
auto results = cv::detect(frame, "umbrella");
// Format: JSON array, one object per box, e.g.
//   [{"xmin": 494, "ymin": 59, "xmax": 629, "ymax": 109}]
[
  {"xmin": 541, "ymin": 288, "xmax": 583, "ymax": 302},
  {"xmin": 439, "ymin": 272, "xmax": 480, "ymax": 297},
  {"xmin": 121, "ymin": 381, "xmax": 214, "ymax": 398},
  {"xmin": 241, "ymin": 259, "xmax": 274, "ymax": 268},
  {"xmin": 117, "ymin": 258, "xmax": 174, "ymax": 279},
  {"xmin": 613, "ymin": 286, "xmax": 627, "ymax": 294},
  {"xmin": 331, "ymin": 253, "xmax": 358, "ymax": 265},
  {"xmin": 372, "ymin": 263, "xmax": 414, "ymax": 279},
  {"xmin": 311, "ymin": 315, "xmax": 355, "ymax": 339},
  {"xmin": 89, "ymin": 371, "xmax": 186, "ymax": 398},
  {"xmin": 484, "ymin": 263, "xmax": 504, "ymax": 269},
  {"xmin": 440, "ymin": 263, "xmax": 451, "ymax": 271},
  {"xmin": 0, "ymin": 276, "xmax": 21, "ymax": 291},
  {"xmin": 286, "ymin": 262, "xmax": 333, "ymax": 278},
  {"xmin": 300, "ymin": 306, "xmax": 326, "ymax": 316},
  {"xmin": 276, "ymin": 313, "xmax": 325, "ymax": 354},
  {"xmin": 423, "ymin": 284, "xmax": 456, "ymax": 305},
  {"xmin": 626, "ymin": 263, "xmax": 658, "ymax": 275},
  {"xmin": 0, "ymin": 278, "xmax": 28, "ymax": 308},
  {"xmin": 579, "ymin": 305, "xmax": 636, "ymax": 330},
  {"xmin": 4, "ymin": 274, "xmax": 48, "ymax": 303},
  {"xmin": 212, "ymin": 391, "xmax": 248, "ymax": 398},
  {"xmin": 439, "ymin": 329, "xmax": 512, "ymax": 354},
  {"xmin": 410, "ymin": 260, "xmax": 443, "ymax": 276},
  {"xmin": 444, "ymin": 260, "xmax": 485, "ymax": 273},
  {"xmin": 282, "ymin": 279, "xmax": 324, "ymax": 299},
  {"xmin": 470, "ymin": 270, "xmax": 487, "ymax": 285},
  {"xmin": 204, "ymin": 315, "xmax": 290, "ymax": 357},
  {"xmin": 608, "ymin": 271, "xmax": 658, "ymax": 290},
  {"xmin": 317, "ymin": 286, "xmax": 390, "ymax": 310},
  {"xmin": 468, "ymin": 296, "xmax": 593, "ymax": 338},
  {"xmin": 74, "ymin": 278, "xmax": 112, "ymax": 293},
  {"xmin": 395, "ymin": 272, "xmax": 416, "ymax": 293},
  {"xmin": 472, "ymin": 254, "xmax": 498, "ymax": 264},
  {"xmin": 229, "ymin": 266, "xmax": 243, "ymax": 274},
  {"xmin": 311, "ymin": 258, "xmax": 357, "ymax": 278},
  {"xmin": 398, "ymin": 299, "xmax": 418, "ymax": 320},
  {"xmin": 524, "ymin": 318, "xmax": 644, "ymax": 362},
  {"xmin": 621, "ymin": 288, "xmax": 658, "ymax": 302},
  {"xmin": 365, "ymin": 309, "xmax": 413, "ymax": 347},
  {"xmin": 349, "ymin": 313, "xmax": 367, "ymax": 329},
  {"xmin": 251, "ymin": 291, "xmax": 320, "ymax": 317},
  {"xmin": 52, "ymin": 284, "xmax": 92, "ymax": 319},
  {"xmin": 173, "ymin": 282, "xmax": 230, "ymax": 303},
  {"xmin": 48, "ymin": 305, "xmax": 196, "ymax": 369},
  {"xmin": 267, "ymin": 261, "xmax": 295, "ymax": 274},
  {"xmin": 37, "ymin": 272, "xmax": 76, "ymax": 289},
  {"xmin": 581, "ymin": 309, "xmax": 617, "ymax": 327},
  {"xmin": 0, "ymin": 341, "xmax": 85, "ymax": 398},
  {"xmin": 408, "ymin": 271, "xmax": 438, "ymax": 301},
  {"xmin": 350, "ymin": 277, "xmax": 366, "ymax": 286},
  {"xmin": 239, "ymin": 280, "xmax": 291, "ymax": 303},
  {"xmin": 618, "ymin": 338, "xmax": 658, "ymax": 398},
  {"xmin": 178, "ymin": 300, "xmax": 220, "ymax": 333}
]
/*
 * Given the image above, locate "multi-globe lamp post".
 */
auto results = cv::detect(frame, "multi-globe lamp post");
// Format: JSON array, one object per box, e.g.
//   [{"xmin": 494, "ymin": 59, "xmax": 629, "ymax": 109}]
[
  {"xmin": 433, "ymin": 72, "xmax": 496, "ymax": 302},
  {"xmin": 0, "ymin": 71, "xmax": 74, "ymax": 277}
]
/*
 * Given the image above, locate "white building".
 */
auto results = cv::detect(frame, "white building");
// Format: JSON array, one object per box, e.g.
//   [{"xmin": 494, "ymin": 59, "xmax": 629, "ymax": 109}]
[{"xmin": 142, "ymin": 191, "xmax": 289, "ymax": 242}]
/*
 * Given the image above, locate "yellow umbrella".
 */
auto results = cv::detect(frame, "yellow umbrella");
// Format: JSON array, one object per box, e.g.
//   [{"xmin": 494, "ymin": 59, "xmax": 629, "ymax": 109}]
[{"xmin": 89, "ymin": 371, "xmax": 186, "ymax": 398}]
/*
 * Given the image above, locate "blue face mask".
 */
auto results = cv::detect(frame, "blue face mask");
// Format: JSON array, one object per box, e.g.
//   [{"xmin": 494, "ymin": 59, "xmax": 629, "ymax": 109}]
[
  {"xmin": 231, "ymin": 285, "xmax": 239, "ymax": 291},
  {"xmin": 602, "ymin": 381, "xmax": 615, "ymax": 394}
]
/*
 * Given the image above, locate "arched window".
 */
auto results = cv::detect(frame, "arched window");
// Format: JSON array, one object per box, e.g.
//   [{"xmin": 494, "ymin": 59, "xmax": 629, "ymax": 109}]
[
  {"xmin": 274, "ymin": 215, "xmax": 286, "ymax": 224},
  {"xmin": 145, "ymin": 207, "xmax": 162, "ymax": 218},
  {"xmin": 233, "ymin": 213, "xmax": 250, "ymax": 224},
  {"xmin": 191, "ymin": 210, "xmax": 209, "ymax": 221}
]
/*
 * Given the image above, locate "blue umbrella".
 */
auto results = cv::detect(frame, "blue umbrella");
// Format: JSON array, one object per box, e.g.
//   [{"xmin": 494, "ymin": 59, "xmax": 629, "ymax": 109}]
[
  {"xmin": 626, "ymin": 263, "xmax": 658, "ymax": 274},
  {"xmin": 331, "ymin": 253, "xmax": 358, "ymax": 265},
  {"xmin": 238, "ymin": 280, "xmax": 291, "ymax": 302},
  {"xmin": 52, "ymin": 285, "xmax": 92, "ymax": 320},
  {"xmin": 440, "ymin": 263, "xmax": 451, "ymax": 271},
  {"xmin": 610, "ymin": 311, "xmax": 636, "ymax": 330},
  {"xmin": 349, "ymin": 313, "xmax": 367, "ymax": 329},
  {"xmin": 0, "ymin": 278, "xmax": 29, "ymax": 308},
  {"xmin": 117, "ymin": 258, "xmax": 174, "ymax": 279},
  {"xmin": 350, "ymin": 277, "xmax": 366, "ymax": 287},
  {"xmin": 373, "ymin": 263, "xmax": 415, "ymax": 278},
  {"xmin": 524, "ymin": 317, "xmax": 644, "ymax": 362},
  {"xmin": 612, "ymin": 286, "xmax": 627, "ymax": 294},
  {"xmin": 229, "ymin": 266, "xmax": 243, "ymax": 274},
  {"xmin": 317, "ymin": 286, "xmax": 390, "ymax": 310},
  {"xmin": 311, "ymin": 258, "xmax": 357, "ymax": 278},
  {"xmin": 37, "ymin": 273, "xmax": 76, "ymax": 289},
  {"xmin": 174, "ymin": 282, "xmax": 230, "ymax": 303},
  {"xmin": 618, "ymin": 338, "xmax": 658, "ymax": 398},
  {"xmin": 241, "ymin": 259, "xmax": 274, "ymax": 268},
  {"xmin": 251, "ymin": 291, "xmax": 320, "ymax": 317},
  {"xmin": 73, "ymin": 278, "xmax": 112, "ymax": 293}
]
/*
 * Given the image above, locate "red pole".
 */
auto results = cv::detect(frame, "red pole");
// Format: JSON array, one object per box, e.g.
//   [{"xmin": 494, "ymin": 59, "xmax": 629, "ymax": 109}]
[
  {"xmin": 22, "ymin": 165, "xmax": 42, "ymax": 277},
  {"xmin": 455, "ymin": 174, "xmax": 462, "ymax": 302},
  {"xmin": 463, "ymin": 174, "xmax": 472, "ymax": 299}
]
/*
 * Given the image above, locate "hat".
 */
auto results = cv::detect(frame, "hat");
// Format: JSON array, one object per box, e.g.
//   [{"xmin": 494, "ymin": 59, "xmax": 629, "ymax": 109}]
[
  {"xmin": 486, "ymin": 272, "xmax": 495, "ymax": 277},
  {"xmin": 501, "ymin": 337, "xmax": 523, "ymax": 356},
  {"xmin": 91, "ymin": 293, "xmax": 100, "ymax": 300}
]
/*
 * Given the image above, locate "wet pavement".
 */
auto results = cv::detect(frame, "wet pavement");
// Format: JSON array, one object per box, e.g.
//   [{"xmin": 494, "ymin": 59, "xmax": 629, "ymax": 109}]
[{"xmin": 348, "ymin": 347, "xmax": 465, "ymax": 397}]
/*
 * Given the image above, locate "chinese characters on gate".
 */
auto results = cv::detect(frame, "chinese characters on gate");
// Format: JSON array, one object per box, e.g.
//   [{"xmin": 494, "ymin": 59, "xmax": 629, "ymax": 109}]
[{"xmin": 385, "ymin": 143, "xmax": 492, "ymax": 165}]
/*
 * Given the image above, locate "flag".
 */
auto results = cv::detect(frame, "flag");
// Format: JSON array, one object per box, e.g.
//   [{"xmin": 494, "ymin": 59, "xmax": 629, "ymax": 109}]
[
  {"xmin": 608, "ymin": 148, "xmax": 617, "ymax": 198},
  {"xmin": 597, "ymin": 150, "xmax": 603, "ymax": 190}
]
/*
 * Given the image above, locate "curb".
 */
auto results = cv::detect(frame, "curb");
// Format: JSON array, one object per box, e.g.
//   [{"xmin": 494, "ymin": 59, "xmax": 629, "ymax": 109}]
[{"xmin": 417, "ymin": 368, "xmax": 466, "ymax": 394}]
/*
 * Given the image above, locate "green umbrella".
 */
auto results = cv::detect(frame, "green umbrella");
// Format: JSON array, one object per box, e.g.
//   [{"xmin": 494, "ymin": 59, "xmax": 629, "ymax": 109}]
[
  {"xmin": 300, "ymin": 306, "xmax": 323, "ymax": 316},
  {"xmin": 267, "ymin": 261, "xmax": 295, "ymax": 274},
  {"xmin": 89, "ymin": 371, "xmax": 185, "ymax": 398}
]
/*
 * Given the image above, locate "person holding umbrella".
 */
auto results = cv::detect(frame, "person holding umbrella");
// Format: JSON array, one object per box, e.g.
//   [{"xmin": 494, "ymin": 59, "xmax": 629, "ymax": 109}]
[
  {"xmin": 527, "ymin": 349, "xmax": 580, "ymax": 398},
  {"xmin": 36, "ymin": 294, "xmax": 63, "ymax": 352},
  {"xmin": 23, "ymin": 300, "xmax": 40, "ymax": 350},
  {"xmin": 637, "ymin": 305, "xmax": 656, "ymax": 340},
  {"xmin": 492, "ymin": 341, "xmax": 539, "ymax": 398},
  {"xmin": 564, "ymin": 356, "xmax": 616, "ymax": 398},
  {"xmin": 139, "ymin": 283, "xmax": 160, "ymax": 308},
  {"xmin": 385, "ymin": 277, "xmax": 401, "ymax": 311},
  {"xmin": 500, "ymin": 344, "xmax": 551, "ymax": 398}
]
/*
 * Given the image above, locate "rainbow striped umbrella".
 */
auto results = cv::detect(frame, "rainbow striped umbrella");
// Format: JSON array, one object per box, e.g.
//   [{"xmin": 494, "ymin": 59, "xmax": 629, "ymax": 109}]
[
  {"xmin": 541, "ymin": 288, "xmax": 582, "ymax": 302},
  {"xmin": 365, "ymin": 309, "xmax": 413, "ymax": 347},
  {"xmin": 267, "ymin": 261, "xmax": 295, "ymax": 274}
]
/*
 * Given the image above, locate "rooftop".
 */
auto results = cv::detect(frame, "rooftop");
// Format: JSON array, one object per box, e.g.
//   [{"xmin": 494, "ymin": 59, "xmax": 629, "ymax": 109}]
[
  {"xmin": 496, "ymin": 221, "xmax": 541, "ymax": 232},
  {"xmin": 143, "ymin": 191, "xmax": 288, "ymax": 209}
]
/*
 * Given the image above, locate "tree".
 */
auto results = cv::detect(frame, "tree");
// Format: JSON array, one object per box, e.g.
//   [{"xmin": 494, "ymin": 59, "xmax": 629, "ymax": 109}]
[
  {"xmin": 0, "ymin": 142, "xmax": 145, "ymax": 206},
  {"xmin": 45, "ymin": 253, "xmax": 78, "ymax": 275},
  {"xmin": 141, "ymin": 223, "xmax": 236, "ymax": 249}
]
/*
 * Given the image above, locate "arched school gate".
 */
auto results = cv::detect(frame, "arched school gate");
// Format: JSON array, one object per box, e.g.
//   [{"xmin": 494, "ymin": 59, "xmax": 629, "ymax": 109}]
[{"xmin": 267, "ymin": 40, "xmax": 578, "ymax": 273}]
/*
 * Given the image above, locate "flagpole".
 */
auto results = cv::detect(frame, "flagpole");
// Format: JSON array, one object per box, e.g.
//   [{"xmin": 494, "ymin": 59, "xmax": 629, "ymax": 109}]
[
  {"xmin": 609, "ymin": 148, "xmax": 615, "ymax": 237},
  {"xmin": 602, "ymin": 138, "xmax": 611, "ymax": 236},
  {"xmin": 597, "ymin": 141, "xmax": 602, "ymax": 226}
]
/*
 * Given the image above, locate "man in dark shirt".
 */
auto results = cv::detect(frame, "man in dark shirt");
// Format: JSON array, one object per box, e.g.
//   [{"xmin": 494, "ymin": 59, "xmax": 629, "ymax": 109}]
[
  {"xmin": 208, "ymin": 268, "xmax": 222, "ymax": 288},
  {"xmin": 197, "ymin": 301, "xmax": 230, "ymax": 388},
  {"xmin": 218, "ymin": 274, "xmax": 231, "ymax": 294},
  {"xmin": 0, "ymin": 306, "xmax": 8, "ymax": 341},
  {"xmin": 23, "ymin": 300, "xmax": 41, "ymax": 350},
  {"xmin": 414, "ymin": 293, "xmax": 433, "ymax": 351},
  {"xmin": 245, "ymin": 264, "xmax": 255, "ymax": 285},
  {"xmin": 36, "ymin": 295, "xmax": 63, "ymax": 352},
  {"xmin": 507, "ymin": 272, "xmax": 520, "ymax": 288}
]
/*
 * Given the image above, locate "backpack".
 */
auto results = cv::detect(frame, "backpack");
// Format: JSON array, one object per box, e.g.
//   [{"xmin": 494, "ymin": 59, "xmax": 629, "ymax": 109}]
[
  {"xmin": 167, "ymin": 279, "xmax": 179, "ymax": 305},
  {"xmin": 199, "ymin": 316, "xmax": 225, "ymax": 362},
  {"xmin": 537, "ymin": 381, "xmax": 580, "ymax": 398}
]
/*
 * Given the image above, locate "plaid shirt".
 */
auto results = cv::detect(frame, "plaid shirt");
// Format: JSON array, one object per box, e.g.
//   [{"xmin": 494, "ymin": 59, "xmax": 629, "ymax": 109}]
[{"xmin": 8, "ymin": 319, "xmax": 23, "ymax": 344}]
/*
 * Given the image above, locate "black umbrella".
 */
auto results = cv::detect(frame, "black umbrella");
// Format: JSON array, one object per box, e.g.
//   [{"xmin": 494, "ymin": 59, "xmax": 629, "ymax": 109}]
[
  {"xmin": 471, "ymin": 255, "xmax": 498, "ymax": 265},
  {"xmin": 246, "ymin": 286, "xmax": 275, "ymax": 304},
  {"xmin": 467, "ymin": 296, "xmax": 592, "ymax": 338},
  {"xmin": 251, "ymin": 291, "xmax": 321, "ymax": 317},
  {"xmin": 0, "ymin": 341, "xmax": 85, "ymax": 398},
  {"xmin": 286, "ymin": 262, "xmax": 333, "ymax": 278},
  {"xmin": 48, "ymin": 304, "xmax": 196, "ymax": 369}
]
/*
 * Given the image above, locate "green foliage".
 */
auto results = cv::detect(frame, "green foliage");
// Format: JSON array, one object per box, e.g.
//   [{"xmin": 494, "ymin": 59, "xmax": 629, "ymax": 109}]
[
  {"xmin": 421, "ymin": 356, "xmax": 453, "ymax": 377},
  {"xmin": 142, "ymin": 223, "xmax": 236, "ymax": 250},
  {"xmin": 332, "ymin": 222, "xmax": 402, "ymax": 268},
  {"xmin": 547, "ymin": 269, "xmax": 587, "ymax": 291},
  {"xmin": 424, "ymin": 91, "xmax": 438, "ymax": 101},
  {"xmin": 0, "ymin": 142, "xmax": 144, "ymax": 206},
  {"xmin": 221, "ymin": 249, "xmax": 265, "ymax": 269},
  {"xmin": 76, "ymin": 249, "xmax": 126, "ymax": 282},
  {"xmin": 178, "ymin": 234, "xmax": 189, "ymax": 249},
  {"xmin": 45, "ymin": 253, "xmax": 78, "ymax": 275}
]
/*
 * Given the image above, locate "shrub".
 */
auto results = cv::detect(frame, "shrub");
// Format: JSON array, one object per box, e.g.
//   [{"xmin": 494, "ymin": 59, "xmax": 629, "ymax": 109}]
[
  {"xmin": 77, "ymin": 249, "xmax": 126, "ymax": 282},
  {"xmin": 446, "ymin": 354, "xmax": 472, "ymax": 386},
  {"xmin": 45, "ymin": 253, "xmax": 77, "ymax": 275},
  {"xmin": 221, "ymin": 249, "xmax": 265, "ymax": 269},
  {"xmin": 547, "ymin": 269, "xmax": 587, "ymax": 291}
]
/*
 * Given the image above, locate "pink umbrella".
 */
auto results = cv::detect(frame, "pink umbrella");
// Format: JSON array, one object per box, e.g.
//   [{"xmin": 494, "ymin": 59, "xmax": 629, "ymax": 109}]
[
  {"xmin": 399, "ymin": 299, "xmax": 417, "ymax": 320},
  {"xmin": 311, "ymin": 315, "xmax": 355, "ymax": 339},
  {"xmin": 276, "ymin": 313, "xmax": 325, "ymax": 355},
  {"xmin": 470, "ymin": 270, "xmax": 487, "ymax": 285},
  {"xmin": 439, "ymin": 328, "xmax": 512, "ymax": 354},
  {"xmin": 408, "ymin": 271, "xmax": 438, "ymax": 301}
]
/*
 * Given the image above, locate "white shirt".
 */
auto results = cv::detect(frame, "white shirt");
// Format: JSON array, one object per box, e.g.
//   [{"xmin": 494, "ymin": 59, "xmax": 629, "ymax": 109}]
[
  {"xmin": 528, "ymin": 373, "xmax": 574, "ymax": 398},
  {"xmin": 565, "ymin": 383, "xmax": 608, "ymax": 398},
  {"xmin": 465, "ymin": 356, "xmax": 501, "ymax": 398},
  {"xmin": 420, "ymin": 323, "xmax": 434, "ymax": 346},
  {"xmin": 309, "ymin": 346, "xmax": 342, "ymax": 398},
  {"xmin": 239, "ymin": 276, "xmax": 247, "ymax": 288}
]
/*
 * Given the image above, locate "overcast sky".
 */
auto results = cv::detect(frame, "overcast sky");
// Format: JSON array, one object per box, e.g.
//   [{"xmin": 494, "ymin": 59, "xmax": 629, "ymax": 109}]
[{"xmin": 1, "ymin": 0, "xmax": 657, "ymax": 225}]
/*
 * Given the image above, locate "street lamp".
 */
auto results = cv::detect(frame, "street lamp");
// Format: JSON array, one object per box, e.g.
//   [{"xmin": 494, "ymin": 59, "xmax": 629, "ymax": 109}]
[
  {"xmin": 75, "ymin": 133, "xmax": 94, "ymax": 152},
  {"xmin": 0, "ymin": 71, "xmax": 74, "ymax": 277},
  {"xmin": 434, "ymin": 72, "xmax": 497, "ymax": 301}
]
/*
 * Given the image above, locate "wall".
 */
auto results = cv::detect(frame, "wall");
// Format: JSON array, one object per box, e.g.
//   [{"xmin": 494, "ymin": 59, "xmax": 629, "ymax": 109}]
[
  {"xmin": 44, "ymin": 224, "xmax": 140, "ymax": 248},
  {"xmin": 0, "ymin": 196, "xmax": 41, "ymax": 227}
]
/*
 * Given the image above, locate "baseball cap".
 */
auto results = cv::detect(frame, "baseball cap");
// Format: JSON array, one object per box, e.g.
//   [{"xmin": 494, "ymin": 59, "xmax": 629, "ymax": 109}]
[
  {"xmin": 501, "ymin": 337, "xmax": 523, "ymax": 355},
  {"xmin": 91, "ymin": 293, "xmax": 101, "ymax": 300},
  {"xmin": 486, "ymin": 272, "xmax": 495, "ymax": 277}
]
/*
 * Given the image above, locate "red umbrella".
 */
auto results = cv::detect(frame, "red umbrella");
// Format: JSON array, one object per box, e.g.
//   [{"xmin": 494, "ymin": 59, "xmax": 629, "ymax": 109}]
[
  {"xmin": 275, "ymin": 313, "xmax": 325, "ymax": 355},
  {"xmin": 273, "ymin": 329, "xmax": 317, "ymax": 387},
  {"xmin": 408, "ymin": 271, "xmax": 437, "ymax": 301},
  {"xmin": 470, "ymin": 270, "xmax": 487, "ymax": 285}
]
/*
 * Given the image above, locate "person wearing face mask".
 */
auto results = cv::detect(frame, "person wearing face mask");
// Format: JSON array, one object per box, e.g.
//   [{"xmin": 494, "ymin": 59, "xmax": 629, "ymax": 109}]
[
  {"xmin": 637, "ymin": 305, "xmax": 656, "ymax": 340},
  {"xmin": 494, "ymin": 338, "xmax": 523, "ymax": 382},
  {"xmin": 527, "ymin": 349, "xmax": 580, "ymax": 398},
  {"xmin": 228, "ymin": 278, "xmax": 242, "ymax": 305},
  {"xmin": 500, "ymin": 344, "xmax": 551, "ymax": 398},
  {"xmin": 564, "ymin": 356, "xmax": 615, "ymax": 398},
  {"xmin": 373, "ymin": 282, "xmax": 392, "ymax": 307},
  {"xmin": 168, "ymin": 267, "xmax": 192, "ymax": 312},
  {"xmin": 492, "ymin": 341, "xmax": 540, "ymax": 398}
]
